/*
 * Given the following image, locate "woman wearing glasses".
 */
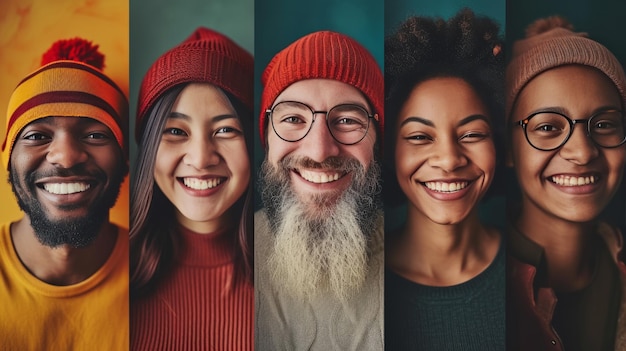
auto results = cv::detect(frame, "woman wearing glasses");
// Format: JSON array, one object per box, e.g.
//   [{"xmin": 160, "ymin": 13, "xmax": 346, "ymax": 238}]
[
  {"xmin": 506, "ymin": 16, "xmax": 626, "ymax": 351},
  {"xmin": 384, "ymin": 9, "xmax": 506, "ymax": 350},
  {"xmin": 130, "ymin": 28, "xmax": 254, "ymax": 350}
]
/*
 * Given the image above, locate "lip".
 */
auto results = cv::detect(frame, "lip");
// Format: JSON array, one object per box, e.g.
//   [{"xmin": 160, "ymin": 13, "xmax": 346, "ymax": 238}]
[
  {"xmin": 419, "ymin": 178, "xmax": 475, "ymax": 201},
  {"xmin": 176, "ymin": 175, "xmax": 227, "ymax": 196},
  {"xmin": 546, "ymin": 172, "xmax": 602, "ymax": 195},
  {"xmin": 291, "ymin": 168, "xmax": 352, "ymax": 192}
]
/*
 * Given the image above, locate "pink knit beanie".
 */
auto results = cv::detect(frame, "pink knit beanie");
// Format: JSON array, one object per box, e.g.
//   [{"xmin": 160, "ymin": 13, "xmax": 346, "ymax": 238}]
[
  {"xmin": 506, "ymin": 16, "xmax": 626, "ymax": 120},
  {"xmin": 136, "ymin": 27, "xmax": 253, "ymax": 140},
  {"xmin": 259, "ymin": 31, "xmax": 384, "ymax": 147}
]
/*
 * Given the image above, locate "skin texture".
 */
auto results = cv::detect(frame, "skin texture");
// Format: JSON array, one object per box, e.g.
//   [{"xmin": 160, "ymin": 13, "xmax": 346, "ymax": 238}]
[
  {"xmin": 9, "ymin": 116, "xmax": 125, "ymax": 285},
  {"xmin": 154, "ymin": 83, "xmax": 250, "ymax": 234},
  {"xmin": 266, "ymin": 78, "xmax": 377, "ymax": 213},
  {"xmin": 388, "ymin": 77, "xmax": 500, "ymax": 286},
  {"xmin": 509, "ymin": 64, "xmax": 626, "ymax": 291}
]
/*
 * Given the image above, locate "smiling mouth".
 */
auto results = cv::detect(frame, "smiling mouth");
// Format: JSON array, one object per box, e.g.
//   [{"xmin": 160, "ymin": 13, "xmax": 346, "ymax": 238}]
[
  {"xmin": 550, "ymin": 175, "xmax": 598, "ymax": 187},
  {"xmin": 42, "ymin": 182, "xmax": 91, "ymax": 195},
  {"xmin": 181, "ymin": 177, "xmax": 225, "ymax": 190},
  {"xmin": 423, "ymin": 181, "xmax": 470, "ymax": 193},
  {"xmin": 297, "ymin": 169, "xmax": 346, "ymax": 184}
]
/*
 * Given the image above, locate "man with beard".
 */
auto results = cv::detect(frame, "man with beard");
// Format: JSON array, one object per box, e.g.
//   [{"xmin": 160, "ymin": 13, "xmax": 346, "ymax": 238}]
[
  {"xmin": 0, "ymin": 38, "xmax": 129, "ymax": 350},
  {"xmin": 255, "ymin": 30, "xmax": 384, "ymax": 350}
]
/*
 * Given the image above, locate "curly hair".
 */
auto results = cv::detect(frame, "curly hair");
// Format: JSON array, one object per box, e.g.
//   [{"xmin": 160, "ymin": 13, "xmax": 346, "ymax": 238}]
[{"xmin": 384, "ymin": 8, "xmax": 506, "ymax": 205}]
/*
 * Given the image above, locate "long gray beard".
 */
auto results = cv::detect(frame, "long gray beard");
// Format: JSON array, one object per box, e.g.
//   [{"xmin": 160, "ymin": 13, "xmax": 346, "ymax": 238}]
[{"xmin": 260, "ymin": 155, "xmax": 381, "ymax": 301}]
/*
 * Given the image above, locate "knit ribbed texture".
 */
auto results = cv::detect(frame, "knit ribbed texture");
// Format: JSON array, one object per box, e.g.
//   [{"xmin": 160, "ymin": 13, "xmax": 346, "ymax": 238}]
[
  {"xmin": 506, "ymin": 26, "xmax": 626, "ymax": 119},
  {"xmin": 136, "ymin": 27, "xmax": 253, "ymax": 140},
  {"xmin": 131, "ymin": 226, "xmax": 253, "ymax": 351},
  {"xmin": 2, "ymin": 59, "xmax": 128, "ymax": 170},
  {"xmin": 385, "ymin": 242, "xmax": 505, "ymax": 351},
  {"xmin": 259, "ymin": 30, "xmax": 384, "ymax": 146}
]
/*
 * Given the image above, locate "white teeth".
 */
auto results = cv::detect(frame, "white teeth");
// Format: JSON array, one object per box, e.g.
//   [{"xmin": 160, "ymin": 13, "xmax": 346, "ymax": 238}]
[
  {"xmin": 551, "ymin": 175, "xmax": 596, "ymax": 186},
  {"xmin": 299, "ymin": 169, "xmax": 341, "ymax": 184},
  {"xmin": 43, "ymin": 182, "xmax": 90, "ymax": 195},
  {"xmin": 182, "ymin": 177, "xmax": 224, "ymax": 190},
  {"xmin": 424, "ymin": 181, "xmax": 469, "ymax": 193}
]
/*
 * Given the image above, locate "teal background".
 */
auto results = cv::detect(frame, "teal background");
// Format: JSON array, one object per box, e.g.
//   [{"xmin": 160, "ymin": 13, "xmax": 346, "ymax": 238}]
[
  {"xmin": 253, "ymin": 0, "xmax": 385, "ymax": 210},
  {"xmin": 129, "ymin": 0, "xmax": 254, "ymax": 168},
  {"xmin": 383, "ymin": 0, "xmax": 507, "ymax": 233}
]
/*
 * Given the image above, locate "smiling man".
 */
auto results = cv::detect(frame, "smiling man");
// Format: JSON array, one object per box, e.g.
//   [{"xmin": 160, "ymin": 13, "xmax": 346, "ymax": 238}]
[
  {"xmin": 255, "ymin": 31, "xmax": 384, "ymax": 350},
  {"xmin": 0, "ymin": 39, "xmax": 129, "ymax": 350}
]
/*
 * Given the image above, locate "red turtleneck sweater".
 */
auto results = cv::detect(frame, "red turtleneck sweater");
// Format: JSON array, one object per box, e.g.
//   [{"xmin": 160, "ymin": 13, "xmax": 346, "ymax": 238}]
[{"xmin": 131, "ymin": 226, "xmax": 253, "ymax": 350}]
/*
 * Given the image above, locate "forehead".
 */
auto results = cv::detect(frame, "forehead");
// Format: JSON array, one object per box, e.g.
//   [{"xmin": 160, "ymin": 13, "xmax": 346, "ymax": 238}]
[
  {"xmin": 514, "ymin": 65, "xmax": 621, "ymax": 117},
  {"xmin": 21, "ymin": 116, "xmax": 109, "ymax": 132},
  {"xmin": 273, "ymin": 79, "xmax": 369, "ymax": 109},
  {"xmin": 399, "ymin": 77, "xmax": 488, "ymax": 124}
]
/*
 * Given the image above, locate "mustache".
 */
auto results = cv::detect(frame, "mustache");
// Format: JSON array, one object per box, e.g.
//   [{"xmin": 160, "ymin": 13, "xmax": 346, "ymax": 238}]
[
  {"xmin": 279, "ymin": 155, "xmax": 363, "ymax": 173},
  {"xmin": 26, "ymin": 165, "xmax": 106, "ymax": 185}
]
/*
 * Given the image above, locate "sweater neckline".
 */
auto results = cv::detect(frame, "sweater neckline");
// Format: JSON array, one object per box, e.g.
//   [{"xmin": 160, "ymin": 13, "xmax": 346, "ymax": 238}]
[{"xmin": 176, "ymin": 225, "xmax": 236, "ymax": 267}]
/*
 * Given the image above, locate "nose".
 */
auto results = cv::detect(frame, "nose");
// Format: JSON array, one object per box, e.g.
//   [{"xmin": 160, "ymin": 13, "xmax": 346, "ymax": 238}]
[
  {"xmin": 183, "ymin": 136, "xmax": 221, "ymax": 169},
  {"xmin": 558, "ymin": 124, "xmax": 599, "ymax": 165},
  {"xmin": 299, "ymin": 115, "xmax": 341, "ymax": 162},
  {"xmin": 428, "ymin": 137, "xmax": 468, "ymax": 172},
  {"xmin": 46, "ymin": 134, "xmax": 88, "ymax": 168}
]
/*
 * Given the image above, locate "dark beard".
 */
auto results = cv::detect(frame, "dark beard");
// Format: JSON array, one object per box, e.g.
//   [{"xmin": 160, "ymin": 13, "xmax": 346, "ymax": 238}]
[{"xmin": 9, "ymin": 165, "xmax": 125, "ymax": 248}]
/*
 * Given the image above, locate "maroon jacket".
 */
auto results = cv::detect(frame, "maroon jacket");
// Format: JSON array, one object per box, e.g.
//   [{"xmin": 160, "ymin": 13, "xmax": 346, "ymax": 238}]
[{"xmin": 506, "ymin": 223, "xmax": 626, "ymax": 351}]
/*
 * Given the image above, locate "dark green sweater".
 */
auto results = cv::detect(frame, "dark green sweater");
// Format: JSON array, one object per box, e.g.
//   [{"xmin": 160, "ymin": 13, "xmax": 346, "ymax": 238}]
[{"xmin": 385, "ymin": 242, "xmax": 505, "ymax": 350}]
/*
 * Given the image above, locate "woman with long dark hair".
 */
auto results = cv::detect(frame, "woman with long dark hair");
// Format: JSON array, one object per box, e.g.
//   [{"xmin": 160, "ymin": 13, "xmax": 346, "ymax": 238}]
[{"xmin": 129, "ymin": 27, "xmax": 254, "ymax": 350}]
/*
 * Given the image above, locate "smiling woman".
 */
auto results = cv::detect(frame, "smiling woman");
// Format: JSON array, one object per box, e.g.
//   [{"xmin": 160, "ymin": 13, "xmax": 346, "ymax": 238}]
[
  {"xmin": 383, "ymin": 8, "xmax": 506, "ymax": 350},
  {"xmin": 129, "ymin": 28, "xmax": 254, "ymax": 350}
]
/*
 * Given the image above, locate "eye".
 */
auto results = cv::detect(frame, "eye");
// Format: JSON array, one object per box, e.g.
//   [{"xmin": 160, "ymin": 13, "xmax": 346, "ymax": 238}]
[
  {"xmin": 23, "ymin": 132, "xmax": 50, "ymax": 141},
  {"xmin": 214, "ymin": 126, "xmax": 242, "ymax": 138},
  {"xmin": 163, "ymin": 127, "xmax": 187, "ymax": 136},
  {"xmin": 404, "ymin": 133, "xmax": 433, "ymax": 145},
  {"xmin": 281, "ymin": 115, "xmax": 306, "ymax": 124},
  {"xmin": 86, "ymin": 132, "xmax": 110, "ymax": 139},
  {"xmin": 536, "ymin": 124, "xmax": 560, "ymax": 132},
  {"xmin": 459, "ymin": 131, "xmax": 490, "ymax": 143}
]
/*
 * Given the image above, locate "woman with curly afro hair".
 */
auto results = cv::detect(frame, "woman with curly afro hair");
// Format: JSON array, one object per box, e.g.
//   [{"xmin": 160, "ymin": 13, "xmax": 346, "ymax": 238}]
[{"xmin": 384, "ymin": 8, "xmax": 505, "ymax": 350}]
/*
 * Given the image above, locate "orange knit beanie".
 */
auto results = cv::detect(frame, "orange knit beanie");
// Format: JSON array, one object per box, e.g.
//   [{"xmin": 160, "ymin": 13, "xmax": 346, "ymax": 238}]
[
  {"xmin": 506, "ymin": 16, "xmax": 626, "ymax": 120},
  {"xmin": 259, "ymin": 30, "xmax": 384, "ymax": 147},
  {"xmin": 136, "ymin": 27, "xmax": 253, "ymax": 141},
  {"xmin": 2, "ymin": 38, "xmax": 128, "ymax": 170}
]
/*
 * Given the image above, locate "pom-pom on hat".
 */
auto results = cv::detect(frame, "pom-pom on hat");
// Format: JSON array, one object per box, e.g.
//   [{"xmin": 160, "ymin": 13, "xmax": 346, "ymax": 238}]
[
  {"xmin": 259, "ymin": 31, "xmax": 384, "ymax": 147},
  {"xmin": 2, "ymin": 38, "xmax": 128, "ymax": 169},
  {"xmin": 506, "ymin": 16, "xmax": 626, "ymax": 120},
  {"xmin": 2, "ymin": 38, "xmax": 128, "ymax": 170},
  {"xmin": 136, "ymin": 27, "xmax": 254, "ymax": 141}
]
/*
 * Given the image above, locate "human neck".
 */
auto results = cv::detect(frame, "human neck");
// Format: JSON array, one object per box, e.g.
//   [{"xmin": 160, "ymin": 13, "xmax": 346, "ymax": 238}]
[
  {"xmin": 388, "ymin": 206, "xmax": 500, "ymax": 287},
  {"xmin": 11, "ymin": 217, "xmax": 118, "ymax": 286},
  {"xmin": 515, "ymin": 202, "xmax": 597, "ymax": 292}
]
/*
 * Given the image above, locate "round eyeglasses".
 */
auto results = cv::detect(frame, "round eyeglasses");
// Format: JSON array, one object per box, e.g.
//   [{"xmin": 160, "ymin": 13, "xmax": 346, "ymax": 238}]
[
  {"xmin": 266, "ymin": 101, "xmax": 378, "ymax": 145},
  {"xmin": 514, "ymin": 109, "xmax": 626, "ymax": 151}
]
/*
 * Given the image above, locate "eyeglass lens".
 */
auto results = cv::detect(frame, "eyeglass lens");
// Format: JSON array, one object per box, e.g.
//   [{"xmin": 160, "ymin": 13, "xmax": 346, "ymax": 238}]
[
  {"xmin": 270, "ymin": 101, "xmax": 370, "ymax": 144},
  {"xmin": 524, "ymin": 111, "xmax": 625, "ymax": 150}
]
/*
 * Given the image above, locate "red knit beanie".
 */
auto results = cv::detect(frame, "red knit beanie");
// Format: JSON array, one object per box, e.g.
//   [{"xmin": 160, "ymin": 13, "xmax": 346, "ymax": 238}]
[
  {"xmin": 136, "ymin": 27, "xmax": 253, "ymax": 140},
  {"xmin": 259, "ymin": 30, "xmax": 384, "ymax": 147},
  {"xmin": 2, "ymin": 38, "xmax": 128, "ymax": 170}
]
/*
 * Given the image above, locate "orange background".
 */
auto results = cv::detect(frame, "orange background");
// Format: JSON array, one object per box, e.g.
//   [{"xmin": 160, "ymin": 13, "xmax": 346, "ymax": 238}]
[{"xmin": 0, "ymin": 0, "xmax": 129, "ymax": 228}]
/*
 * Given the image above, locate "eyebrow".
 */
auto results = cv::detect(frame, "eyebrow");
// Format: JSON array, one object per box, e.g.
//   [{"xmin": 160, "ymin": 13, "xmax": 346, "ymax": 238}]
[
  {"xmin": 525, "ymin": 105, "xmax": 620, "ymax": 116},
  {"xmin": 168, "ymin": 111, "xmax": 238, "ymax": 123},
  {"xmin": 399, "ymin": 114, "xmax": 489, "ymax": 128}
]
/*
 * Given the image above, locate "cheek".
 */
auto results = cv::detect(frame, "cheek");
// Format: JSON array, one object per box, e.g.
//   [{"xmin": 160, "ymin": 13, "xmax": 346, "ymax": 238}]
[
  {"xmin": 224, "ymin": 142, "xmax": 251, "ymax": 184},
  {"xmin": 350, "ymin": 133, "xmax": 376, "ymax": 169},
  {"xmin": 394, "ymin": 144, "xmax": 421, "ymax": 179},
  {"xmin": 266, "ymin": 132, "xmax": 292, "ymax": 165},
  {"xmin": 153, "ymin": 143, "xmax": 178, "ymax": 183}
]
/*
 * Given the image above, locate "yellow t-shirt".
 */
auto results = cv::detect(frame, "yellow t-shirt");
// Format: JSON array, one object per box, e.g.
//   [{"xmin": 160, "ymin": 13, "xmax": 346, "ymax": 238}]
[{"xmin": 0, "ymin": 222, "xmax": 129, "ymax": 351}]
